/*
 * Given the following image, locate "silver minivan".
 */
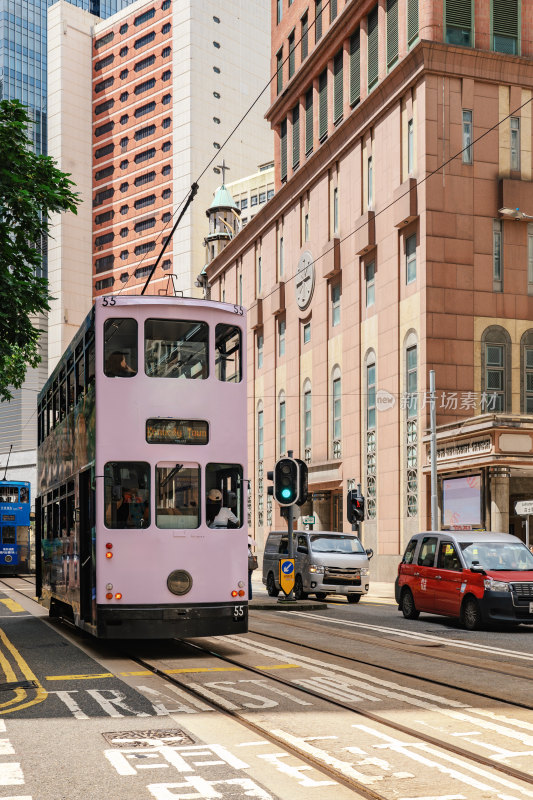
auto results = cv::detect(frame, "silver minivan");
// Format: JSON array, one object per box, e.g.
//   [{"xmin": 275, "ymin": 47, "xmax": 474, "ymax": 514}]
[{"xmin": 262, "ymin": 530, "xmax": 373, "ymax": 602}]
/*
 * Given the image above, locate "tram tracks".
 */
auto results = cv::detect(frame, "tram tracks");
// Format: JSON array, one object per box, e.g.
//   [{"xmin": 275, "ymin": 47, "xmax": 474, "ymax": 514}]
[{"xmin": 124, "ymin": 632, "xmax": 533, "ymax": 800}]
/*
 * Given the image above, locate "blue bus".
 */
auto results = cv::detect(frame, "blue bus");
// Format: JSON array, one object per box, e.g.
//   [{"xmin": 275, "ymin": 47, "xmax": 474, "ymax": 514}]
[{"xmin": 0, "ymin": 481, "xmax": 31, "ymax": 574}]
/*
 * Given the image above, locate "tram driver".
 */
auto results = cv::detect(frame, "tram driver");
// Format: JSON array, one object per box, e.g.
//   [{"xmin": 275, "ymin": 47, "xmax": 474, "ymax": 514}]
[
  {"xmin": 105, "ymin": 351, "xmax": 136, "ymax": 378},
  {"xmin": 113, "ymin": 486, "xmax": 149, "ymax": 528},
  {"xmin": 207, "ymin": 489, "xmax": 238, "ymax": 528}
]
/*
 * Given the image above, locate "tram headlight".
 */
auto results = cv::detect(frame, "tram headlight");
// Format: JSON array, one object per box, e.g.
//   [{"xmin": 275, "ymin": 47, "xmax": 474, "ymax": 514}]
[{"xmin": 167, "ymin": 570, "xmax": 193, "ymax": 596}]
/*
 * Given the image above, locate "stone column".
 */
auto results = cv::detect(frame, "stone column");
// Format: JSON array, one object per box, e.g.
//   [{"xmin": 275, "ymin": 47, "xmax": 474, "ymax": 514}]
[{"xmin": 490, "ymin": 467, "xmax": 510, "ymax": 533}]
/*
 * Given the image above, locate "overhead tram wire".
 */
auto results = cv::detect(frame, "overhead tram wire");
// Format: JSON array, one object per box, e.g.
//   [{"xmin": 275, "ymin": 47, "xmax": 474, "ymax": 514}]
[{"xmin": 117, "ymin": 0, "xmax": 335, "ymax": 294}]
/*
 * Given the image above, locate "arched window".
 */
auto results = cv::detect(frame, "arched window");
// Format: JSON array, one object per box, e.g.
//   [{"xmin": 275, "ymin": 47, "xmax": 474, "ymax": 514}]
[
  {"xmin": 303, "ymin": 379, "xmax": 312, "ymax": 460},
  {"xmin": 365, "ymin": 350, "xmax": 377, "ymax": 519},
  {"xmin": 481, "ymin": 326, "xmax": 511, "ymax": 412},
  {"xmin": 520, "ymin": 330, "xmax": 533, "ymax": 413},
  {"xmin": 331, "ymin": 366, "xmax": 342, "ymax": 458},
  {"xmin": 404, "ymin": 332, "xmax": 418, "ymax": 517},
  {"xmin": 278, "ymin": 390, "xmax": 286, "ymax": 456},
  {"xmin": 257, "ymin": 401, "xmax": 264, "ymax": 461}
]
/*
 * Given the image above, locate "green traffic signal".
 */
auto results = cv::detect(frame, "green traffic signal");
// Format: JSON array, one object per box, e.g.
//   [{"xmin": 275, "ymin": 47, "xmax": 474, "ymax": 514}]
[{"xmin": 281, "ymin": 487, "xmax": 293, "ymax": 499}]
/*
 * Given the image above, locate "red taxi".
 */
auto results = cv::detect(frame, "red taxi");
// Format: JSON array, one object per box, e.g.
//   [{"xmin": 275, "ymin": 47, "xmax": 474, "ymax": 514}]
[{"xmin": 395, "ymin": 531, "xmax": 533, "ymax": 630}]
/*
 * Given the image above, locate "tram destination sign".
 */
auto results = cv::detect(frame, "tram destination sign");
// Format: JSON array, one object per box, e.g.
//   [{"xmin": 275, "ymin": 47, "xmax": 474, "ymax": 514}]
[
  {"xmin": 146, "ymin": 418, "xmax": 209, "ymax": 445},
  {"xmin": 515, "ymin": 500, "xmax": 533, "ymax": 516}
]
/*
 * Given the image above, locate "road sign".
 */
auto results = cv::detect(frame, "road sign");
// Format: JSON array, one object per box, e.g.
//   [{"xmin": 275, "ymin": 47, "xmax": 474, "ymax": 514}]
[
  {"xmin": 279, "ymin": 558, "xmax": 295, "ymax": 596},
  {"xmin": 301, "ymin": 515, "xmax": 315, "ymax": 524},
  {"xmin": 515, "ymin": 501, "xmax": 533, "ymax": 515}
]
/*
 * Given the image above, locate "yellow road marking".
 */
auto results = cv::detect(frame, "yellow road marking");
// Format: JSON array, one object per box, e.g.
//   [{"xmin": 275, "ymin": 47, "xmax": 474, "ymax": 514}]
[
  {"xmin": 165, "ymin": 666, "xmax": 242, "ymax": 674},
  {"xmin": 45, "ymin": 673, "xmax": 114, "ymax": 681},
  {"xmin": 0, "ymin": 599, "xmax": 26, "ymax": 613},
  {"xmin": 0, "ymin": 628, "xmax": 47, "ymax": 714}
]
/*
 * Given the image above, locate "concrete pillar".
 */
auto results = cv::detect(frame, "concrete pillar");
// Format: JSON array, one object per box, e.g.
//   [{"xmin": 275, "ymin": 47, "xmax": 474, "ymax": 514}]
[{"xmin": 490, "ymin": 470, "xmax": 510, "ymax": 533}]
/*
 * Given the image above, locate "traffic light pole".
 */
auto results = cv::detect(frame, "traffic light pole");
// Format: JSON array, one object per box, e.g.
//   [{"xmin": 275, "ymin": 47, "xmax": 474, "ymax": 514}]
[{"xmin": 278, "ymin": 450, "xmax": 296, "ymax": 603}]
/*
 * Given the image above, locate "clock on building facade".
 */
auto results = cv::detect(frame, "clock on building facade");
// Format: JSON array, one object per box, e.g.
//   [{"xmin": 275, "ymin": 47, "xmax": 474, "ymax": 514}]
[{"xmin": 295, "ymin": 250, "xmax": 315, "ymax": 310}]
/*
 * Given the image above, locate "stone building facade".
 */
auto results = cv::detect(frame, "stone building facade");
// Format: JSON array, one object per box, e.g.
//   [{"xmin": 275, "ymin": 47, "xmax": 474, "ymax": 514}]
[{"xmin": 206, "ymin": 0, "xmax": 533, "ymax": 579}]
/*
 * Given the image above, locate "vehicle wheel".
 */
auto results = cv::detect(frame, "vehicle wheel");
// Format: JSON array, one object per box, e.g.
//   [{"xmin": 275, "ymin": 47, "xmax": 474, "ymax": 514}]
[
  {"xmin": 294, "ymin": 575, "xmax": 308, "ymax": 600},
  {"xmin": 462, "ymin": 596, "xmax": 482, "ymax": 631},
  {"xmin": 347, "ymin": 594, "xmax": 361, "ymax": 604},
  {"xmin": 266, "ymin": 572, "xmax": 279, "ymax": 597},
  {"xmin": 315, "ymin": 592, "xmax": 328, "ymax": 601},
  {"xmin": 401, "ymin": 588, "xmax": 420, "ymax": 620}
]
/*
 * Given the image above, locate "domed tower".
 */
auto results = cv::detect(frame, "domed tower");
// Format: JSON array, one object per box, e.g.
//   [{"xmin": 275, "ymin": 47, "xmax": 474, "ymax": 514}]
[{"xmin": 203, "ymin": 161, "xmax": 241, "ymax": 266}]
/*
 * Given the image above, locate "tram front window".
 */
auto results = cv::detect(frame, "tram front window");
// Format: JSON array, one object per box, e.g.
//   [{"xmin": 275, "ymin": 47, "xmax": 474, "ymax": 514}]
[
  {"xmin": 145, "ymin": 319, "xmax": 208, "ymax": 379},
  {"xmin": 2, "ymin": 526, "xmax": 15, "ymax": 544},
  {"xmin": 0, "ymin": 489, "xmax": 18, "ymax": 503},
  {"xmin": 19, "ymin": 487, "xmax": 28, "ymax": 503},
  {"xmin": 104, "ymin": 462, "xmax": 150, "ymax": 529},
  {"xmin": 215, "ymin": 324, "xmax": 242, "ymax": 383},
  {"xmin": 104, "ymin": 318, "xmax": 138, "ymax": 377},
  {"xmin": 156, "ymin": 463, "xmax": 200, "ymax": 529},
  {"xmin": 205, "ymin": 463, "xmax": 243, "ymax": 528}
]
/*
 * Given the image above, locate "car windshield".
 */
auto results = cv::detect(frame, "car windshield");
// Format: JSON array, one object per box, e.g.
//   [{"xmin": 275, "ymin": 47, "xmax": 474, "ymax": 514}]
[
  {"xmin": 309, "ymin": 535, "xmax": 365, "ymax": 554},
  {"xmin": 460, "ymin": 541, "xmax": 533, "ymax": 571}
]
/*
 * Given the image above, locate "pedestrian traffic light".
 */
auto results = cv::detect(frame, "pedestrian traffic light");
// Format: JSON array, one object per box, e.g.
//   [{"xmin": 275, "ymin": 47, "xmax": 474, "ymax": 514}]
[
  {"xmin": 294, "ymin": 458, "xmax": 308, "ymax": 507},
  {"xmin": 347, "ymin": 489, "xmax": 365, "ymax": 524},
  {"xmin": 274, "ymin": 458, "xmax": 300, "ymax": 506}
]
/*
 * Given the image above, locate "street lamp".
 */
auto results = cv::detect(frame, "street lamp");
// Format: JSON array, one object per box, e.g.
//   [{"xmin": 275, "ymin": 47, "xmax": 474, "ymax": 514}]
[{"xmin": 498, "ymin": 207, "xmax": 533, "ymax": 221}]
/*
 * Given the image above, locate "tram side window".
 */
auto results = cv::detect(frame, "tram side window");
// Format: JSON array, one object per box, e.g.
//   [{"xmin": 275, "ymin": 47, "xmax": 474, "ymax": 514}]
[
  {"xmin": 205, "ymin": 463, "xmax": 243, "ymax": 528},
  {"xmin": 145, "ymin": 319, "xmax": 208, "ymax": 379},
  {"xmin": 104, "ymin": 318, "xmax": 138, "ymax": 377},
  {"xmin": 19, "ymin": 487, "xmax": 28, "ymax": 504},
  {"xmin": 75, "ymin": 351, "xmax": 85, "ymax": 402},
  {"xmin": 104, "ymin": 461, "xmax": 150, "ymax": 529},
  {"xmin": 215, "ymin": 324, "xmax": 242, "ymax": 383},
  {"xmin": 0, "ymin": 488, "xmax": 18, "ymax": 502},
  {"xmin": 156, "ymin": 462, "xmax": 200, "ymax": 529},
  {"xmin": 1, "ymin": 525, "xmax": 15, "ymax": 544},
  {"xmin": 86, "ymin": 337, "xmax": 95, "ymax": 388},
  {"xmin": 59, "ymin": 372, "xmax": 66, "ymax": 422}
]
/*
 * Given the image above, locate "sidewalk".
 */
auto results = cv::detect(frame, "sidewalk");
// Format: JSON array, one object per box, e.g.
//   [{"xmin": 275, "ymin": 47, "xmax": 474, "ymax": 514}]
[{"xmin": 249, "ymin": 574, "xmax": 396, "ymax": 610}]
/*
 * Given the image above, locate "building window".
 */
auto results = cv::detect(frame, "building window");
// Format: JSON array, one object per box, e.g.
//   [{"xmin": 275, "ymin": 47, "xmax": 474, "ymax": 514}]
[
  {"xmin": 305, "ymin": 88, "xmax": 313, "ymax": 156},
  {"xmin": 332, "ymin": 368, "xmax": 341, "ymax": 458},
  {"xmin": 257, "ymin": 402, "xmax": 264, "ymax": 460},
  {"xmin": 406, "ymin": 234, "xmax": 416, "ymax": 284},
  {"xmin": 279, "ymin": 391, "xmax": 286, "ymax": 456},
  {"xmin": 528, "ymin": 224, "xmax": 533, "ymax": 291},
  {"xmin": 279, "ymin": 234, "xmax": 284, "ymax": 277},
  {"xmin": 407, "ymin": 118, "xmax": 414, "ymax": 173},
  {"xmin": 241, "ymin": 198, "xmax": 248, "ymax": 210},
  {"xmin": 386, "ymin": 0, "xmax": 399, "ymax": 70},
  {"xmin": 492, "ymin": 0, "xmax": 519, "ymax": 55},
  {"xmin": 257, "ymin": 255, "xmax": 262, "ymax": 294},
  {"xmin": 366, "ymin": 359, "xmax": 377, "ymax": 519},
  {"xmin": 304, "ymin": 213, "xmax": 309, "ymax": 241},
  {"xmin": 277, "ymin": 0, "xmax": 282, "ymax": 24},
  {"xmin": 350, "ymin": 29, "xmax": 361, "ymax": 106},
  {"xmin": 333, "ymin": 186, "xmax": 339, "ymax": 234},
  {"xmin": 278, "ymin": 318, "xmax": 286, "ymax": 356},
  {"xmin": 485, "ymin": 344, "xmax": 505, "ymax": 411},
  {"xmin": 406, "ymin": 343, "xmax": 418, "ymax": 516},
  {"xmin": 288, "ymin": 31, "xmax": 295, "ymax": 78},
  {"xmin": 257, "ymin": 332, "xmax": 263, "ymax": 369},
  {"xmin": 280, "ymin": 119, "xmax": 288, "ymax": 182},
  {"xmin": 239, "ymin": 273, "xmax": 243, "ymax": 305},
  {"xmin": 367, "ymin": 5, "xmax": 379, "ymax": 91},
  {"xmin": 366, "ymin": 261, "xmax": 375, "ymax": 307},
  {"xmin": 445, "ymin": 0, "xmax": 472, "ymax": 47},
  {"xmin": 511, "ymin": 117, "xmax": 520, "ymax": 171},
  {"xmin": 331, "ymin": 283, "xmax": 341, "ymax": 326},
  {"xmin": 407, "ymin": 0, "xmax": 419, "ymax": 48},
  {"xmin": 303, "ymin": 381, "xmax": 312, "ymax": 455},
  {"xmin": 461, "ymin": 109, "xmax": 473, "ymax": 164},
  {"xmin": 493, "ymin": 219, "xmax": 502, "ymax": 290},
  {"xmin": 301, "ymin": 12, "xmax": 308, "ymax": 60},
  {"xmin": 162, "ymin": 46, "xmax": 171, "ymax": 57},
  {"xmin": 315, "ymin": 0, "xmax": 323, "ymax": 43},
  {"xmin": 303, "ymin": 322, "xmax": 311, "ymax": 343},
  {"xmin": 277, "ymin": 49, "xmax": 283, "ymax": 94},
  {"xmin": 367, "ymin": 155, "xmax": 373, "ymax": 209},
  {"xmin": 525, "ymin": 348, "xmax": 533, "ymax": 412},
  {"xmin": 318, "ymin": 69, "xmax": 328, "ymax": 142},
  {"xmin": 333, "ymin": 50, "xmax": 343, "ymax": 125}
]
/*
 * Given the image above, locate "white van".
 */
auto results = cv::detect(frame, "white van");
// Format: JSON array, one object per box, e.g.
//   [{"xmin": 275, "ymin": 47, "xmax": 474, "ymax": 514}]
[{"xmin": 262, "ymin": 530, "xmax": 373, "ymax": 602}]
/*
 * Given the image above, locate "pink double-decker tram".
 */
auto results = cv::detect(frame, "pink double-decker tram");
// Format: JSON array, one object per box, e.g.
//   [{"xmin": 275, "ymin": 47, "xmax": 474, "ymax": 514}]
[{"xmin": 36, "ymin": 295, "xmax": 248, "ymax": 638}]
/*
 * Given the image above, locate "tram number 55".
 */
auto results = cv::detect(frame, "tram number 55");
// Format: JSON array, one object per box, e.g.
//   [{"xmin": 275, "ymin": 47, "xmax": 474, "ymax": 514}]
[
  {"xmin": 102, "ymin": 296, "xmax": 116, "ymax": 306},
  {"xmin": 233, "ymin": 605, "xmax": 246, "ymax": 619},
  {"xmin": 233, "ymin": 305, "xmax": 244, "ymax": 315}
]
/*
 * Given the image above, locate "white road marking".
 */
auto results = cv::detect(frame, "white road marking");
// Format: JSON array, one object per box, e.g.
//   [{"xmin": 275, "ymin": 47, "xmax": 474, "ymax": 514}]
[
  {"xmin": 357, "ymin": 725, "xmax": 530, "ymax": 797},
  {"xmin": 0, "ymin": 763, "xmax": 24, "ymax": 785},
  {"xmin": 136, "ymin": 685, "xmax": 200, "ymax": 715},
  {"xmin": 0, "ymin": 740, "xmax": 15, "ymax": 755},
  {"xmin": 270, "ymin": 729, "xmax": 383, "ymax": 784},
  {"xmin": 276, "ymin": 610, "xmax": 533, "ymax": 663},
  {"xmin": 86, "ymin": 689, "xmax": 151, "ymax": 717},
  {"xmin": 148, "ymin": 776, "xmax": 274, "ymax": 799},
  {"xmin": 48, "ymin": 690, "xmax": 89, "ymax": 720},
  {"xmin": 398, "ymin": 796, "xmax": 466, "ymax": 800},
  {"xmin": 257, "ymin": 752, "xmax": 336, "ymax": 787}
]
